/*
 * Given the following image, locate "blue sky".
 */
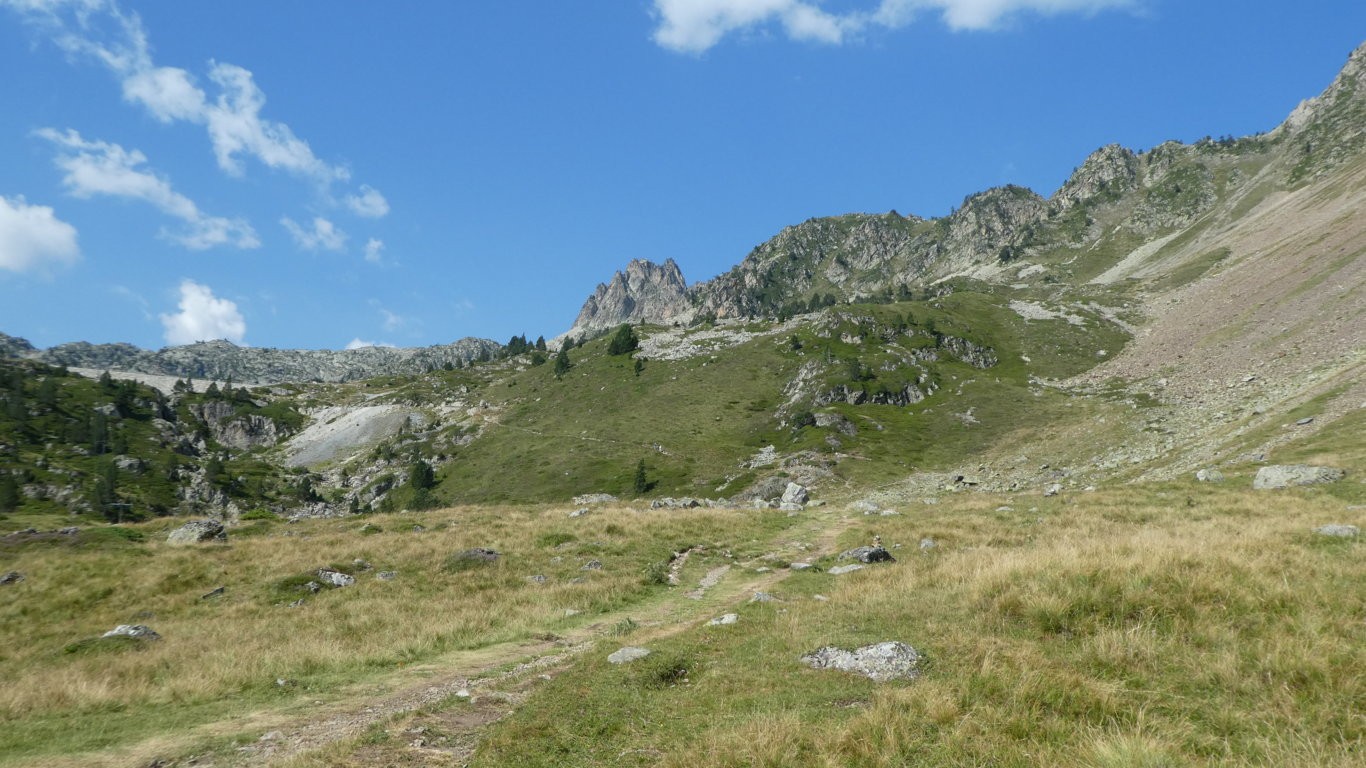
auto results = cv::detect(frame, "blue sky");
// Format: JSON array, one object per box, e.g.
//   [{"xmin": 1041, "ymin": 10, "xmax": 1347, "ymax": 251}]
[{"xmin": 1, "ymin": 1, "xmax": 1362, "ymax": 351}]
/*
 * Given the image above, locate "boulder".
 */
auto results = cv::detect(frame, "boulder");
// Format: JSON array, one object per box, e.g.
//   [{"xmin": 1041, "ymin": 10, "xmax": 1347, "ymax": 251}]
[
  {"xmin": 568, "ymin": 508, "xmax": 590, "ymax": 518},
  {"xmin": 837, "ymin": 546, "xmax": 895, "ymax": 564},
  {"xmin": 1252, "ymin": 465, "xmax": 1346, "ymax": 490},
  {"xmin": 1044, "ymin": 483, "xmax": 1063, "ymax": 497},
  {"xmin": 581, "ymin": 559, "xmax": 603, "ymax": 571},
  {"xmin": 1195, "ymin": 469, "xmax": 1225, "ymax": 483},
  {"xmin": 781, "ymin": 482, "xmax": 810, "ymax": 506},
  {"xmin": 607, "ymin": 646, "xmax": 651, "ymax": 664},
  {"xmin": 453, "ymin": 547, "xmax": 500, "ymax": 564},
  {"xmin": 707, "ymin": 613, "xmax": 739, "ymax": 626},
  {"xmin": 828, "ymin": 564, "xmax": 865, "ymax": 575},
  {"xmin": 103, "ymin": 624, "xmax": 160, "ymax": 641},
  {"xmin": 0, "ymin": 571, "xmax": 24, "ymax": 585},
  {"xmin": 801, "ymin": 641, "xmax": 921, "ymax": 682},
  {"xmin": 1314, "ymin": 524, "xmax": 1359, "ymax": 538},
  {"xmin": 571, "ymin": 493, "xmax": 618, "ymax": 506},
  {"xmin": 316, "ymin": 569, "xmax": 356, "ymax": 588},
  {"xmin": 166, "ymin": 519, "xmax": 226, "ymax": 545}
]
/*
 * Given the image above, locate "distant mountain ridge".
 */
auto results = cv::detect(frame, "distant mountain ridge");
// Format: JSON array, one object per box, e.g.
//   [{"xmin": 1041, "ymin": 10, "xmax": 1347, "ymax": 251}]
[
  {"xmin": 566, "ymin": 41, "xmax": 1366, "ymax": 333},
  {"xmin": 0, "ymin": 333, "xmax": 502, "ymax": 384}
]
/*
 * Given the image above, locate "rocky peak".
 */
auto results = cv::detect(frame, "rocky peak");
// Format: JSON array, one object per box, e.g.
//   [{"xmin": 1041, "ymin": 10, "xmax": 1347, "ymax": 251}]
[
  {"xmin": 565, "ymin": 258, "xmax": 693, "ymax": 341},
  {"xmin": 1281, "ymin": 41, "xmax": 1366, "ymax": 133},
  {"xmin": 942, "ymin": 185, "xmax": 1047, "ymax": 264},
  {"xmin": 1051, "ymin": 144, "xmax": 1139, "ymax": 210}
]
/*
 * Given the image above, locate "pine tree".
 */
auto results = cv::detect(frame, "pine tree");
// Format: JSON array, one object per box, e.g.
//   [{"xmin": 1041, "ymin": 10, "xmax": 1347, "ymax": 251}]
[
  {"xmin": 0, "ymin": 473, "xmax": 19, "ymax": 514},
  {"xmin": 607, "ymin": 324, "xmax": 639, "ymax": 356},
  {"xmin": 535, "ymin": 335, "xmax": 547, "ymax": 352},
  {"xmin": 633, "ymin": 459, "xmax": 649, "ymax": 495},
  {"xmin": 553, "ymin": 347, "xmax": 571, "ymax": 379}
]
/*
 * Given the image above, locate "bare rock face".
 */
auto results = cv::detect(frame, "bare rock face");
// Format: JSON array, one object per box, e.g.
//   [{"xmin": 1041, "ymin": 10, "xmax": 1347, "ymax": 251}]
[
  {"xmin": 565, "ymin": 259, "xmax": 693, "ymax": 341},
  {"xmin": 1052, "ymin": 144, "xmax": 1140, "ymax": 211},
  {"xmin": 190, "ymin": 401, "xmax": 286, "ymax": 451},
  {"xmin": 166, "ymin": 519, "xmax": 227, "ymax": 545},
  {"xmin": 941, "ymin": 185, "xmax": 1048, "ymax": 265},
  {"xmin": 1252, "ymin": 465, "xmax": 1346, "ymax": 490}
]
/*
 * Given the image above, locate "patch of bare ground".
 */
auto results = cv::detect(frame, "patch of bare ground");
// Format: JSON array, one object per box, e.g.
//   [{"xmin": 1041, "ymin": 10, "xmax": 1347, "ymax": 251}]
[{"xmin": 1067, "ymin": 156, "xmax": 1366, "ymax": 477}]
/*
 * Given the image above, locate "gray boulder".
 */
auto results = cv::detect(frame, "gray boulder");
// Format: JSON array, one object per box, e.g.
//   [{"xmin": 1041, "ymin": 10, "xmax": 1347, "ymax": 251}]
[
  {"xmin": 607, "ymin": 646, "xmax": 651, "ymax": 664},
  {"xmin": 828, "ymin": 564, "xmax": 865, "ymax": 575},
  {"xmin": 837, "ymin": 546, "xmax": 895, "ymax": 564},
  {"xmin": 316, "ymin": 569, "xmax": 356, "ymax": 588},
  {"xmin": 1314, "ymin": 524, "xmax": 1359, "ymax": 538},
  {"xmin": 166, "ymin": 519, "xmax": 226, "ymax": 545},
  {"xmin": 103, "ymin": 624, "xmax": 160, "ymax": 640},
  {"xmin": 1252, "ymin": 465, "xmax": 1346, "ymax": 490},
  {"xmin": 0, "ymin": 571, "xmax": 24, "ymax": 585},
  {"xmin": 801, "ymin": 641, "xmax": 921, "ymax": 682},
  {"xmin": 781, "ymin": 482, "xmax": 810, "ymax": 506},
  {"xmin": 1195, "ymin": 469, "xmax": 1225, "ymax": 483},
  {"xmin": 707, "ymin": 613, "xmax": 739, "ymax": 626},
  {"xmin": 453, "ymin": 547, "xmax": 500, "ymax": 564}
]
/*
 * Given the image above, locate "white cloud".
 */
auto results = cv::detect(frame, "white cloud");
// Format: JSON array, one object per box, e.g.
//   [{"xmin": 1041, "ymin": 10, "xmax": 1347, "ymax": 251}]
[
  {"xmin": 281, "ymin": 216, "xmax": 347, "ymax": 252},
  {"xmin": 0, "ymin": 194, "xmax": 80, "ymax": 273},
  {"xmin": 650, "ymin": 0, "xmax": 1134, "ymax": 52},
  {"xmin": 3, "ymin": 0, "xmax": 383, "ymax": 199},
  {"xmin": 363, "ymin": 238, "xmax": 385, "ymax": 264},
  {"xmin": 159, "ymin": 278, "xmax": 246, "ymax": 346},
  {"xmin": 346, "ymin": 185, "xmax": 389, "ymax": 218},
  {"xmin": 36, "ymin": 128, "xmax": 258, "ymax": 250},
  {"xmin": 344, "ymin": 338, "xmax": 395, "ymax": 350},
  {"xmin": 380, "ymin": 308, "xmax": 404, "ymax": 332}
]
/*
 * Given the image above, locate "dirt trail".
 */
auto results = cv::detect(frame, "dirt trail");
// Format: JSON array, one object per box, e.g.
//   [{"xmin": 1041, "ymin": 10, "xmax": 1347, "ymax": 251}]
[{"xmin": 72, "ymin": 508, "xmax": 858, "ymax": 768}]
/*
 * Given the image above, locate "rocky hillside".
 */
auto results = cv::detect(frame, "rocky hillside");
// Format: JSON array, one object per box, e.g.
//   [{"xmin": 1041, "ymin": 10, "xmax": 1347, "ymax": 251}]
[
  {"xmin": 0, "ymin": 334, "xmax": 502, "ymax": 384},
  {"xmin": 567, "ymin": 41, "xmax": 1366, "ymax": 327}
]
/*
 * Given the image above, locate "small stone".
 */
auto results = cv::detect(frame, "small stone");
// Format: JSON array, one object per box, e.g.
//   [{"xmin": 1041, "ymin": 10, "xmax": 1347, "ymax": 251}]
[
  {"xmin": 919, "ymin": 538, "xmax": 936, "ymax": 551},
  {"xmin": 581, "ymin": 559, "xmax": 603, "ymax": 571},
  {"xmin": 304, "ymin": 581, "xmax": 322, "ymax": 593},
  {"xmin": 790, "ymin": 562, "xmax": 813, "ymax": 571},
  {"xmin": 750, "ymin": 591, "xmax": 777, "ymax": 603},
  {"xmin": 564, "ymin": 608, "xmax": 580, "ymax": 617},
  {"xmin": 995, "ymin": 505, "xmax": 1013, "ymax": 512},
  {"xmin": 377, "ymin": 571, "xmax": 398, "ymax": 581},
  {"xmin": 812, "ymin": 594, "xmax": 829, "ymax": 602},
  {"xmin": 352, "ymin": 558, "xmax": 372, "ymax": 570},
  {"xmin": 275, "ymin": 678, "xmax": 294, "ymax": 687},
  {"xmin": 1295, "ymin": 417, "xmax": 1314, "ymax": 426},
  {"xmin": 103, "ymin": 624, "xmax": 160, "ymax": 640},
  {"xmin": 1314, "ymin": 524, "xmax": 1359, "ymax": 538},
  {"xmin": 754, "ymin": 566, "xmax": 772, "ymax": 573},
  {"xmin": 707, "ymin": 613, "xmax": 739, "ymax": 626},
  {"xmin": 455, "ymin": 688, "xmax": 471, "ymax": 698},
  {"xmin": 828, "ymin": 564, "xmax": 865, "ymax": 575},
  {"xmin": 260, "ymin": 731, "xmax": 283, "ymax": 742},
  {"xmin": 607, "ymin": 646, "xmax": 651, "ymax": 664},
  {"xmin": 288, "ymin": 598, "xmax": 306, "ymax": 608},
  {"xmin": 0, "ymin": 571, "xmax": 24, "ymax": 585},
  {"xmin": 200, "ymin": 586, "xmax": 226, "ymax": 600},
  {"xmin": 57, "ymin": 526, "xmax": 80, "ymax": 535}
]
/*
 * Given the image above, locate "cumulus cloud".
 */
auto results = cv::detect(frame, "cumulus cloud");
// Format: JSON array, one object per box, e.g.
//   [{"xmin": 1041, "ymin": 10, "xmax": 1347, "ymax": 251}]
[
  {"xmin": 344, "ymin": 338, "xmax": 395, "ymax": 350},
  {"xmin": 281, "ymin": 216, "xmax": 347, "ymax": 251},
  {"xmin": 346, "ymin": 185, "xmax": 389, "ymax": 218},
  {"xmin": 651, "ymin": 0, "xmax": 1134, "ymax": 52},
  {"xmin": 0, "ymin": 194, "xmax": 81, "ymax": 273},
  {"xmin": 363, "ymin": 238, "xmax": 385, "ymax": 264},
  {"xmin": 36, "ymin": 127, "xmax": 258, "ymax": 249},
  {"xmin": 3, "ymin": 0, "xmax": 381, "ymax": 201},
  {"xmin": 159, "ymin": 278, "xmax": 246, "ymax": 346}
]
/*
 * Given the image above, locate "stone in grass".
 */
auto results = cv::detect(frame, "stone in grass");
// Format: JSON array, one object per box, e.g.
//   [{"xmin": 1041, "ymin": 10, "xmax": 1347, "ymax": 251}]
[
  {"xmin": 707, "ymin": 613, "xmax": 739, "ymax": 626},
  {"xmin": 446, "ymin": 548, "xmax": 501, "ymax": 572},
  {"xmin": 166, "ymin": 519, "xmax": 226, "ymax": 545},
  {"xmin": 1314, "ymin": 524, "xmax": 1359, "ymax": 538},
  {"xmin": 750, "ymin": 592, "xmax": 778, "ymax": 603},
  {"xmin": 837, "ymin": 546, "xmax": 895, "ymax": 564},
  {"xmin": 608, "ymin": 646, "xmax": 651, "ymax": 664},
  {"xmin": 781, "ymin": 482, "xmax": 810, "ymax": 506},
  {"xmin": 317, "ymin": 569, "xmax": 356, "ymax": 588},
  {"xmin": 828, "ymin": 564, "xmax": 864, "ymax": 575},
  {"xmin": 103, "ymin": 624, "xmax": 161, "ymax": 641},
  {"xmin": 801, "ymin": 641, "xmax": 921, "ymax": 682},
  {"xmin": 1252, "ymin": 465, "xmax": 1345, "ymax": 490},
  {"xmin": 790, "ymin": 562, "xmax": 813, "ymax": 571},
  {"xmin": 1195, "ymin": 468, "xmax": 1225, "ymax": 483},
  {"xmin": 581, "ymin": 559, "xmax": 603, "ymax": 571},
  {"xmin": 377, "ymin": 571, "xmax": 398, "ymax": 581},
  {"xmin": 0, "ymin": 571, "xmax": 23, "ymax": 585},
  {"xmin": 569, "ymin": 508, "xmax": 590, "ymax": 518}
]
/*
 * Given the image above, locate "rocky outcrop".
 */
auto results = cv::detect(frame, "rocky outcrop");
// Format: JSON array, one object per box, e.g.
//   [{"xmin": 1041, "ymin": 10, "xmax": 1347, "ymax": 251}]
[
  {"xmin": 1052, "ymin": 144, "xmax": 1141, "ymax": 211},
  {"xmin": 942, "ymin": 185, "xmax": 1048, "ymax": 264},
  {"xmin": 166, "ymin": 519, "xmax": 227, "ymax": 545},
  {"xmin": 565, "ymin": 259, "xmax": 693, "ymax": 342},
  {"xmin": 801, "ymin": 641, "xmax": 922, "ymax": 682},
  {"xmin": 190, "ymin": 401, "xmax": 287, "ymax": 451},
  {"xmin": 1252, "ymin": 465, "xmax": 1346, "ymax": 490},
  {"xmin": 4, "ymin": 336, "xmax": 501, "ymax": 384}
]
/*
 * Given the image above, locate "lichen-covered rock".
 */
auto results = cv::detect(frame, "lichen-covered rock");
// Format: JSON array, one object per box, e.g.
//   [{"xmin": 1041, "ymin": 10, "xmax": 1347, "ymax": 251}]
[
  {"xmin": 103, "ymin": 624, "xmax": 160, "ymax": 640},
  {"xmin": 1314, "ymin": 524, "xmax": 1359, "ymax": 538},
  {"xmin": 0, "ymin": 571, "xmax": 24, "ymax": 585},
  {"xmin": 1252, "ymin": 465, "xmax": 1346, "ymax": 490},
  {"xmin": 837, "ymin": 546, "xmax": 895, "ymax": 564},
  {"xmin": 607, "ymin": 646, "xmax": 651, "ymax": 664},
  {"xmin": 781, "ymin": 482, "xmax": 809, "ymax": 506},
  {"xmin": 828, "ymin": 564, "xmax": 865, "ymax": 575},
  {"xmin": 1195, "ymin": 468, "xmax": 1225, "ymax": 483},
  {"xmin": 316, "ymin": 569, "xmax": 356, "ymax": 588},
  {"xmin": 166, "ymin": 519, "xmax": 226, "ymax": 545},
  {"xmin": 801, "ymin": 641, "xmax": 921, "ymax": 682}
]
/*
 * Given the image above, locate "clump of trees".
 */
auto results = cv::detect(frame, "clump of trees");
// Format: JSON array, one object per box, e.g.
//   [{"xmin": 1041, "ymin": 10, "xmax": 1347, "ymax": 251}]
[{"xmin": 607, "ymin": 325, "xmax": 639, "ymax": 356}]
